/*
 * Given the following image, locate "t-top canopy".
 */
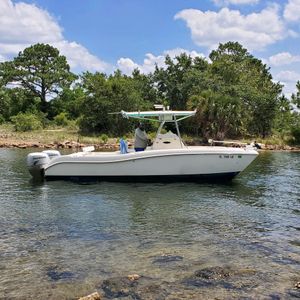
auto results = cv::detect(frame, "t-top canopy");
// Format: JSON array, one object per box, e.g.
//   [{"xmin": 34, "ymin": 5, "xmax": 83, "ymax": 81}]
[{"xmin": 120, "ymin": 110, "xmax": 196, "ymax": 122}]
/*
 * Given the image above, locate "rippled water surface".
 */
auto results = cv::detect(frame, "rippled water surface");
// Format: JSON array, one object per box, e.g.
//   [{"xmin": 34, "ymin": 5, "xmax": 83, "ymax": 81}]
[{"xmin": 0, "ymin": 149, "xmax": 299, "ymax": 299}]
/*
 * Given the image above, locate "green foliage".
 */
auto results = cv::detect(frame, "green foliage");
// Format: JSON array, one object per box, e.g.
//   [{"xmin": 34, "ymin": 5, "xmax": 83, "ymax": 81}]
[
  {"xmin": 66, "ymin": 119, "xmax": 78, "ymax": 130},
  {"xmin": 273, "ymin": 96, "xmax": 294, "ymax": 137},
  {"xmin": 152, "ymin": 43, "xmax": 282, "ymax": 139},
  {"xmin": 153, "ymin": 53, "xmax": 209, "ymax": 110},
  {"xmin": 291, "ymin": 81, "xmax": 300, "ymax": 109},
  {"xmin": 0, "ymin": 43, "xmax": 76, "ymax": 114},
  {"xmin": 53, "ymin": 112, "xmax": 70, "ymax": 126},
  {"xmin": 208, "ymin": 42, "xmax": 282, "ymax": 138},
  {"xmin": 0, "ymin": 86, "xmax": 41, "ymax": 120},
  {"xmin": 132, "ymin": 69, "xmax": 158, "ymax": 104},
  {"xmin": 78, "ymin": 71, "xmax": 154, "ymax": 134},
  {"xmin": 99, "ymin": 133, "xmax": 109, "ymax": 144},
  {"xmin": 287, "ymin": 112, "xmax": 300, "ymax": 145},
  {"xmin": 11, "ymin": 112, "xmax": 43, "ymax": 132},
  {"xmin": 0, "ymin": 87, "xmax": 10, "ymax": 120},
  {"xmin": 290, "ymin": 125, "xmax": 300, "ymax": 145},
  {"xmin": 49, "ymin": 86, "xmax": 85, "ymax": 120},
  {"xmin": 0, "ymin": 41, "xmax": 296, "ymax": 143},
  {"xmin": 188, "ymin": 92, "xmax": 242, "ymax": 140}
]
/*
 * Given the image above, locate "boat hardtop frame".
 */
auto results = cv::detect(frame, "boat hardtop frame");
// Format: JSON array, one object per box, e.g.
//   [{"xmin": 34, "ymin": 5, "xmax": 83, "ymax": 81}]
[{"xmin": 120, "ymin": 106, "xmax": 197, "ymax": 149}]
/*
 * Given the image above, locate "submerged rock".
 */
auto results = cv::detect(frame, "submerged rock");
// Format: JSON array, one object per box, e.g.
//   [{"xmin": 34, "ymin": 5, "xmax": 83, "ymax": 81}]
[
  {"xmin": 78, "ymin": 292, "xmax": 101, "ymax": 300},
  {"xmin": 101, "ymin": 277, "xmax": 140, "ymax": 299},
  {"xmin": 99, "ymin": 276, "xmax": 169, "ymax": 299},
  {"xmin": 127, "ymin": 274, "xmax": 140, "ymax": 281},
  {"xmin": 46, "ymin": 266, "xmax": 75, "ymax": 281},
  {"xmin": 182, "ymin": 266, "xmax": 258, "ymax": 292},
  {"xmin": 268, "ymin": 293, "xmax": 282, "ymax": 300},
  {"xmin": 287, "ymin": 288, "xmax": 300, "ymax": 298},
  {"xmin": 194, "ymin": 266, "xmax": 232, "ymax": 280},
  {"xmin": 152, "ymin": 254, "xmax": 183, "ymax": 265}
]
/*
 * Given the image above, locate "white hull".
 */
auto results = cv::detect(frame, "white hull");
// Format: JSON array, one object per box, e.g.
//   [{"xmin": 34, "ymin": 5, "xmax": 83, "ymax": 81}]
[{"xmin": 41, "ymin": 146, "xmax": 258, "ymax": 181}]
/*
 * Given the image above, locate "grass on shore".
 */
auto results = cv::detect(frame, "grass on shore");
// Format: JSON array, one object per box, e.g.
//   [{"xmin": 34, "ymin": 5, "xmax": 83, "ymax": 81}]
[{"xmin": 0, "ymin": 124, "xmax": 119, "ymax": 145}]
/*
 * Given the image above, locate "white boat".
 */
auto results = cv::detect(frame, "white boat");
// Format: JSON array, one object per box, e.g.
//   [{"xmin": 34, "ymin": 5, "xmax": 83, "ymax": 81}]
[{"xmin": 27, "ymin": 107, "xmax": 258, "ymax": 181}]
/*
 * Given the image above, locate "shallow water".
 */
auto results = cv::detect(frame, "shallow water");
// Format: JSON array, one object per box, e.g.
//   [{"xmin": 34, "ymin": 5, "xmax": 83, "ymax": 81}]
[{"xmin": 0, "ymin": 149, "xmax": 299, "ymax": 299}]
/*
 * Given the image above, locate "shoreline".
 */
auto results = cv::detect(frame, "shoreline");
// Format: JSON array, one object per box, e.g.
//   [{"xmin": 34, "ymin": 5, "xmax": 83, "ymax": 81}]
[
  {"xmin": 0, "ymin": 139, "xmax": 119, "ymax": 151},
  {"xmin": 1, "ymin": 125, "xmax": 299, "ymax": 151}
]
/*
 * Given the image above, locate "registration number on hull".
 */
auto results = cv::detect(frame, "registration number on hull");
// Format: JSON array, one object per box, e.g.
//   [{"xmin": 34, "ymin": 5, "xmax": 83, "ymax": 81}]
[{"xmin": 219, "ymin": 155, "xmax": 242, "ymax": 159}]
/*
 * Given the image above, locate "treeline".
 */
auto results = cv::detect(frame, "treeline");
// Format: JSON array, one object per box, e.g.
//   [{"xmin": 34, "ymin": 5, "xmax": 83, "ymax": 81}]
[{"xmin": 0, "ymin": 42, "xmax": 299, "ymax": 144}]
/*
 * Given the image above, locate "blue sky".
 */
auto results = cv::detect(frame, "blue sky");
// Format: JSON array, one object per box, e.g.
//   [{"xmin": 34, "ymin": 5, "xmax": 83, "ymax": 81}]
[{"xmin": 1, "ymin": 0, "xmax": 300, "ymax": 96}]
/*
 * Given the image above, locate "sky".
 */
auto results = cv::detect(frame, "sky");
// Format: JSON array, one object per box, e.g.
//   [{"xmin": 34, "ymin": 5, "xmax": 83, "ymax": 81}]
[{"xmin": 1, "ymin": 0, "xmax": 300, "ymax": 97}]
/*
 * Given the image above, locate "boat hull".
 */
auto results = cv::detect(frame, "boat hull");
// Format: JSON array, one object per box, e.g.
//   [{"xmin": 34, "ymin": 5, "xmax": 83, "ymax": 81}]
[{"xmin": 43, "ymin": 147, "xmax": 258, "ymax": 182}]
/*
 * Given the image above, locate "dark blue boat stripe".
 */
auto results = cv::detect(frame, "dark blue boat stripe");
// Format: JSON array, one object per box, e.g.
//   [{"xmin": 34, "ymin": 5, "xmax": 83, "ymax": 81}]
[{"xmin": 45, "ymin": 172, "xmax": 239, "ymax": 182}]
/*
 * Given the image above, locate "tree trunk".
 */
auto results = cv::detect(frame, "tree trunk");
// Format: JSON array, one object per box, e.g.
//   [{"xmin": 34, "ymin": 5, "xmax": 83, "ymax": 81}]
[{"xmin": 40, "ymin": 79, "xmax": 47, "ymax": 114}]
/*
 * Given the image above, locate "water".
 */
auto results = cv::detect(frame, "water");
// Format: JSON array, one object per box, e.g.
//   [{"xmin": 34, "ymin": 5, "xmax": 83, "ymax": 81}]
[{"xmin": 0, "ymin": 149, "xmax": 299, "ymax": 299}]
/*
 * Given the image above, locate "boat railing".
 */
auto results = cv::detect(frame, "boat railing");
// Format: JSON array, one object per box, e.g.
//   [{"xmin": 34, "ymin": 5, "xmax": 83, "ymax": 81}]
[{"xmin": 208, "ymin": 139, "xmax": 248, "ymax": 148}]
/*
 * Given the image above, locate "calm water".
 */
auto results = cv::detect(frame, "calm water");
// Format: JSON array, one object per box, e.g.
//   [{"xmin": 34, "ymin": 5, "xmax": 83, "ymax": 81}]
[{"xmin": 0, "ymin": 149, "xmax": 299, "ymax": 299}]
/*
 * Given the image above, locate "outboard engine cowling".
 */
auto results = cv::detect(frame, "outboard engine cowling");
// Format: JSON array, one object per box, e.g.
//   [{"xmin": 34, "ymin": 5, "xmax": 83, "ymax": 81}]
[
  {"xmin": 42, "ymin": 150, "xmax": 61, "ymax": 159},
  {"xmin": 27, "ymin": 152, "xmax": 50, "ymax": 179}
]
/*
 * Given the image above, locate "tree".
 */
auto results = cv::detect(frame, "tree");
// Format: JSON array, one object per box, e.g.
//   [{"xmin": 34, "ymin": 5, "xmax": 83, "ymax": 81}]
[
  {"xmin": 273, "ymin": 95, "xmax": 294, "ymax": 139},
  {"xmin": 49, "ymin": 86, "xmax": 85, "ymax": 120},
  {"xmin": 0, "ymin": 43, "xmax": 76, "ymax": 114},
  {"xmin": 288, "ymin": 81, "xmax": 300, "ymax": 145},
  {"xmin": 188, "ymin": 91, "xmax": 242, "ymax": 140},
  {"xmin": 185, "ymin": 42, "xmax": 282, "ymax": 139},
  {"xmin": 291, "ymin": 81, "xmax": 300, "ymax": 109},
  {"xmin": 0, "ymin": 85, "xmax": 41, "ymax": 120},
  {"xmin": 131, "ymin": 69, "xmax": 158, "ymax": 105},
  {"xmin": 0, "ymin": 86, "xmax": 11, "ymax": 121},
  {"xmin": 208, "ymin": 42, "xmax": 282, "ymax": 138},
  {"xmin": 78, "ymin": 71, "xmax": 154, "ymax": 135},
  {"xmin": 153, "ymin": 53, "xmax": 208, "ymax": 110}
]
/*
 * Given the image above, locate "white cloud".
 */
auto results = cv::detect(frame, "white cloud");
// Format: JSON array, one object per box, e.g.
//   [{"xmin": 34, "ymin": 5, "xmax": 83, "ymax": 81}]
[
  {"xmin": 164, "ymin": 48, "xmax": 204, "ymax": 59},
  {"xmin": 0, "ymin": 54, "xmax": 6, "ymax": 62},
  {"xmin": 0, "ymin": 0, "xmax": 109, "ymax": 72},
  {"xmin": 117, "ymin": 48, "xmax": 205, "ymax": 75},
  {"xmin": 117, "ymin": 58, "xmax": 140, "ymax": 75},
  {"xmin": 275, "ymin": 70, "xmax": 300, "ymax": 82},
  {"xmin": 284, "ymin": 0, "xmax": 300, "ymax": 22},
  {"xmin": 0, "ymin": 0, "xmax": 62, "ymax": 44},
  {"xmin": 212, "ymin": 0, "xmax": 259, "ymax": 6},
  {"xmin": 269, "ymin": 52, "xmax": 300, "ymax": 66},
  {"xmin": 175, "ymin": 5, "xmax": 290, "ymax": 51},
  {"xmin": 274, "ymin": 70, "xmax": 300, "ymax": 97},
  {"xmin": 54, "ymin": 41, "xmax": 109, "ymax": 71}
]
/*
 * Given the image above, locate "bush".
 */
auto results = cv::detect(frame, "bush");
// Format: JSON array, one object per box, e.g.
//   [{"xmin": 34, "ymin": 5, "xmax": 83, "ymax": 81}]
[
  {"xmin": 100, "ymin": 133, "xmax": 109, "ymax": 144},
  {"xmin": 11, "ymin": 112, "xmax": 42, "ymax": 131},
  {"xmin": 53, "ymin": 112, "xmax": 69, "ymax": 126},
  {"xmin": 290, "ymin": 126, "xmax": 300, "ymax": 145},
  {"xmin": 66, "ymin": 119, "xmax": 78, "ymax": 130}
]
